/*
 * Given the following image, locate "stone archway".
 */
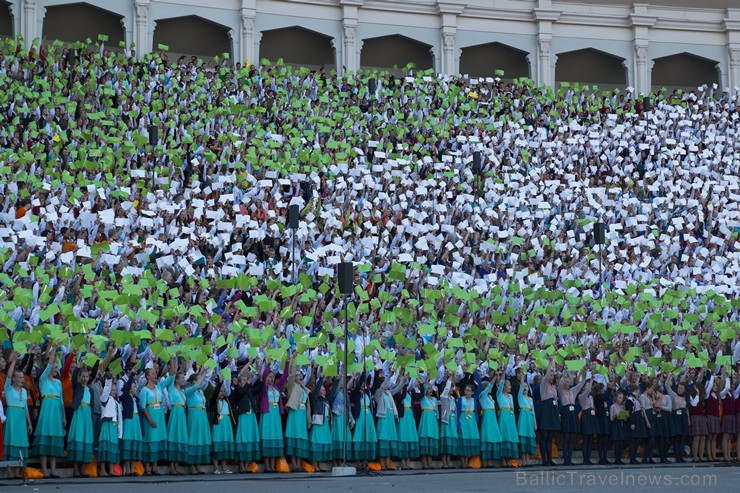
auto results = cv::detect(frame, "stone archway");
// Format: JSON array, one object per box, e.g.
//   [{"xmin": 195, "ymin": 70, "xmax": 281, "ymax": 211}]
[
  {"xmin": 43, "ymin": 2, "xmax": 124, "ymax": 46},
  {"xmin": 555, "ymin": 48, "xmax": 627, "ymax": 89},
  {"xmin": 651, "ymin": 52, "xmax": 720, "ymax": 93},
  {"xmin": 459, "ymin": 42, "xmax": 530, "ymax": 79},
  {"xmin": 259, "ymin": 26, "xmax": 335, "ymax": 69},
  {"xmin": 360, "ymin": 34, "xmax": 433, "ymax": 73},
  {"xmin": 153, "ymin": 15, "xmax": 231, "ymax": 61}
]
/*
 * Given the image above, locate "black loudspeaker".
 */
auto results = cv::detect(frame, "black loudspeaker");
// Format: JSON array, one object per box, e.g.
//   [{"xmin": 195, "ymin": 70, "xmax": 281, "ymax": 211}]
[
  {"xmin": 368, "ymin": 78, "xmax": 376, "ymax": 94},
  {"xmin": 68, "ymin": 49, "xmax": 76, "ymax": 66},
  {"xmin": 149, "ymin": 125, "xmax": 158, "ymax": 146},
  {"xmin": 338, "ymin": 262, "xmax": 353, "ymax": 295},
  {"xmin": 288, "ymin": 204, "xmax": 299, "ymax": 229},
  {"xmin": 643, "ymin": 96, "xmax": 650, "ymax": 112},
  {"xmin": 473, "ymin": 151, "xmax": 481, "ymax": 173},
  {"xmin": 594, "ymin": 222, "xmax": 606, "ymax": 245}
]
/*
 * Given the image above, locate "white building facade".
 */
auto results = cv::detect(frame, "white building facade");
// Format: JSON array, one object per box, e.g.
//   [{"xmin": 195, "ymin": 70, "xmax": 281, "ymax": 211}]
[{"xmin": 2, "ymin": 0, "xmax": 740, "ymax": 93}]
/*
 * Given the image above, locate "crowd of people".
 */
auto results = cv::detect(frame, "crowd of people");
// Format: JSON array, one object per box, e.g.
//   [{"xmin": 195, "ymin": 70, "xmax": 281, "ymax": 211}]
[{"xmin": 0, "ymin": 35, "xmax": 738, "ymax": 479}]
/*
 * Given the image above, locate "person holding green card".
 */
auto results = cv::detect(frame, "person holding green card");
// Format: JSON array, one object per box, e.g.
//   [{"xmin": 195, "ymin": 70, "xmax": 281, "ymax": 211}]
[
  {"xmin": 185, "ymin": 367, "xmax": 211, "ymax": 474},
  {"xmin": 32, "ymin": 342, "xmax": 65, "ymax": 478},
  {"xmin": 418, "ymin": 380, "xmax": 440, "ymax": 469},
  {"xmin": 456, "ymin": 370, "xmax": 481, "ymax": 467},
  {"xmin": 140, "ymin": 365, "xmax": 173, "ymax": 475},
  {"xmin": 478, "ymin": 375, "xmax": 503, "ymax": 467}
]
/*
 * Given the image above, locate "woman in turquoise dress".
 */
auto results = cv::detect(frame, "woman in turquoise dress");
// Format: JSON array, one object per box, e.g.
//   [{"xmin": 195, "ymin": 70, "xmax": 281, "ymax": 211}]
[
  {"xmin": 140, "ymin": 366, "xmax": 174, "ymax": 475},
  {"xmin": 418, "ymin": 384, "xmax": 439, "ymax": 469},
  {"xmin": 231, "ymin": 366, "xmax": 261, "ymax": 472},
  {"xmin": 68, "ymin": 368, "xmax": 94, "ymax": 477},
  {"xmin": 496, "ymin": 376, "xmax": 519, "ymax": 466},
  {"xmin": 516, "ymin": 376, "xmax": 537, "ymax": 466},
  {"xmin": 327, "ymin": 375, "xmax": 353, "ymax": 467},
  {"xmin": 479, "ymin": 378, "xmax": 503, "ymax": 467},
  {"xmin": 120, "ymin": 371, "xmax": 142, "ymax": 476},
  {"xmin": 3, "ymin": 353, "xmax": 31, "ymax": 479},
  {"xmin": 350, "ymin": 373, "xmax": 377, "ymax": 468},
  {"xmin": 186, "ymin": 371, "xmax": 212, "ymax": 474},
  {"xmin": 396, "ymin": 388, "xmax": 420, "ymax": 470},
  {"xmin": 285, "ymin": 368, "xmax": 311, "ymax": 471},
  {"xmin": 375, "ymin": 379, "xmax": 399, "ymax": 470},
  {"xmin": 166, "ymin": 371, "xmax": 189, "ymax": 475},
  {"xmin": 456, "ymin": 372, "xmax": 482, "ymax": 467},
  {"xmin": 33, "ymin": 355, "xmax": 65, "ymax": 478},
  {"xmin": 210, "ymin": 379, "xmax": 235, "ymax": 474},
  {"xmin": 259, "ymin": 358, "xmax": 290, "ymax": 473},
  {"xmin": 98, "ymin": 376, "xmax": 122, "ymax": 476},
  {"xmin": 309, "ymin": 377, "xmax": 332, "ymax": 471},
  {"xmin": 439, "ymin": 378, "xmax": 459, "ymax": 469}
]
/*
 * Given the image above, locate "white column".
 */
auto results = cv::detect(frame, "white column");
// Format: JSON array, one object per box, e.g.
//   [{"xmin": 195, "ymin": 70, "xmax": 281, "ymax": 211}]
[
  {"xmin": 22, "ymin": 0, "xmax": 36, "ymax": 48},
  {"xmin": 440, "ymin": 29, "xmax": 456, "ymax": 75},
  {"xmin": 534, "ymin": 1, "xmax": 560, "ymax": 87},
  {"xmin": 725, "ymin": 9, "xmax": 740, "ymax": 92},
  {"xmin": 340, "ymin": 0, "xmax": 363, "ymax": 75},
  {"xmin": 630, "ymin": 5, "xmax": 656, "ymax": 96},
  {"xmin": 436, "ymin": 2, "xmax": 464, "ymax": 75},
  {"xmin": 8, "ymin": 2, "xmax": 20, "ymax": 40},
  {"xmin": 134, "ymin": 0, "xmax": 150, "ymax": 56},
  {"xmin": 633, "ymin": 44, "xmax": 649, "ymax": 95},
  {"xmin": 729, "ymin": 46, "xmax": 740, "ymax": 93},
  {"xmin": 537, "ymin": 36, "xmax": 553, "ymax": 87},
  {"xmin": 241, "ymin": 0, "xmax": 257, "ymax": 65},
  {"xmin": 342, "ymin": 23, "xmax": 357, "ymax": 74},
  {"xmin": 240, "ymin": 13, "xmax": 256, "ymax": 64}
]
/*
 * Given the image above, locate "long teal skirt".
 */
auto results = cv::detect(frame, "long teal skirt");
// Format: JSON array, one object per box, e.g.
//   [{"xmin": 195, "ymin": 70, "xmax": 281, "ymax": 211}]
[
  {"xmin": 458, "ymin": 413, "xmax": 480, "ymax": 456},
  {"xmin": 376, "ymin": 413, "xmax": 397, "ymax": 457},
  {"xmin": 309, "ymin": 419, "xmax": 332, "ymax": 462},
  {"xmin": 480, "ymin": 409, "xmax": 502, "ymax": 460},
  {"xmin": 260, "ymin": 406, "xmax": 284, "ymax": 457},
  {"xmin": 351, "ymin": 409, "xmax": 377, "ymax": 460},
  {"xmin": 142, "ymin": 405, "xmax": 167, "ymax": 462},
  {"xmin": 121, "ymin": 417, "xmax": 143, "ymax": 461},
  {"xmin": 67, "ymin": 406, "xmax": 94, "ymax": 463},
  {"xmin": 33, "ymin": 397, "xmax": 65, "ymax": 457},
  {"xmin": 167, "ymin": 406, "xmax": 188, "ymax": 462},
  {"xmin": 4, "ymin": 407, "xmax": 29, "ymax": 461},
  {"xmin": 235, "ymin": 411, "xmax": 260, "ymax": 461},
  {"xmin": 396, "ymin": 413, "xmax": 419, "ymax": 459},
  {"xmin": 519, "ymin": 435, "xmax": 537, "ymax": 455},
  {"xmin": 418, "ymin": 410, "xmax": 439, "ymax": 457},
  {"xmin": 212, "ymin": 417, "xmax": 235, "ymax": 461},
  {"xmin": 187, "ymin": 408, "xmax": 212, "ymax": 464},
  {"xmin": 331, "ymin": 414, "xmax": 350, "ymax": 460},
  {"xmin": 98, "ymin": 420, "xmax": 120, "ymax": 463},
  {"xmin": 285, "ymin": 407, "xmax": 310, "ymax": 459},
  {"xmin": 439, "ymin": 417, "xmax": 458, "ymax": 456}
]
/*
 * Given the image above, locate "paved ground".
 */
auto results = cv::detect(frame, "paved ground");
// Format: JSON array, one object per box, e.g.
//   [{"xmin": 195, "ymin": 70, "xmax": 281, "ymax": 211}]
[{"xmin": 2, "ymin": 463, "xmax": 739, "ymax": 493}]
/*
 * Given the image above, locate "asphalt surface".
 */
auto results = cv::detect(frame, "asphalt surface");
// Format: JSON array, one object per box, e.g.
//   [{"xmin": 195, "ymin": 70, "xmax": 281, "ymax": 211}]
[{"xmin": 2, "ymin": 464, "xmax": 738, "ymax": 493}]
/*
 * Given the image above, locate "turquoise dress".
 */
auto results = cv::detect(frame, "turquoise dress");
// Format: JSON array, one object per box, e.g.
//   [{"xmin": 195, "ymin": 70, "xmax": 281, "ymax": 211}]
[
  {"xmin": 376, "ymin": 392, "xmax": 398, "ymax": 457},
  {"xmin": 517, "ymin": 388, "xmax": 537, "ymax": 455},
  {"xmin": 260, "ymin": 387, "xmax": 284, "ymax": 457},
  {"xmin": 140, "ymin": 375, "xmax": 173, "ymax": 462},
  {"xmin": 235, "ymin": 406, "xmax": 260, "ymax": 461},
  {"xmin": 3, "ymin": 379, "xmax": 28, "ymax": 461},
  {"xmin": 496, "ymin": 383, "xmax": 519, "ymax": 458},
  {"xmin": 457, "ymin": 396, "xmax": 480, "ymax": 456},
  {"xmin": 479, "ymin": 383, "xmax": 502, "ymax": 460},
  {"xmin": 32, "ymin": 364, "xmax": 65, "ymax": 457},
  {"xmin": 439, "ymin": 396, "xmax": 458, "ymax": 455},
  {"xmin": 98, "ymin": 402, "xmax": 120, "ymax": 464},
  {"xmin": 418, "ymin": 395, "xmax": 439, "ymax": 456},
  {"xmin": 285, "ymin": 388, "xmax": 310, "ymax": 459},
  {"xmin": 351, "ymin": 393, "xmax": 377, "ymax": 460},
  {"xmin": 186, "ymin": 387, "xmax": 212, "ymax": 464},
  {"xmin": 68, "ymin": 387, "xmax": 94, "ymax": 462},
  {"xmin": 212, "ymin": 399, "xmax": 235, "ymax": 460},
  {"xmin": 309, "ymin": 401, "xmax": 332, "ymax": 461},
  {"xmin": 121, "ymin": 398, "xmax": 143, "ymax": 461},
  {"xmin": 396, "ymin": 393, "xmax": 419, "ymax": 459},
  {"xmin": 166, "ymin": 384, "xmax": 190, "ymax": 462}
]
